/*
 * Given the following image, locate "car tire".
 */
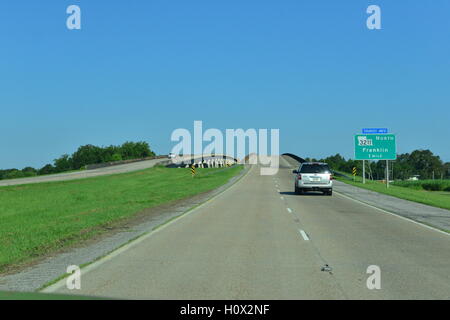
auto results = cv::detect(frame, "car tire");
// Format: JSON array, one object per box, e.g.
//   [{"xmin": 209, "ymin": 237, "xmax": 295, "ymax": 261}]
[
  {"xmin": 294, "ymin": 185, "xmax": 299, "ymax": 194},
  {"xmin": 327, "ymin": 190, "xmax": 333, "ymax": 196}
]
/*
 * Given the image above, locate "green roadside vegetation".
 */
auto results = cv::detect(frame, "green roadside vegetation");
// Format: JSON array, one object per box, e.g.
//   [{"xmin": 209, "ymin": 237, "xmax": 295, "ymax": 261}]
[
  {"xmin": 393, "ymin": 179, "xmax": 450, "ymax": 192},
  {"xmin": 335, "ymin": 173, "xmax": 450, "ymax": 211},
  {"xmin": 317, "ymin": 150, "xmax": 450, "ymax": 181},
  {"xmin": 0, "ymin": 290, "xmax": 99, "ymax": 300},
  {"xmin": 0, "ymin": 165, "xmax": 243, "ymax": 273},
  {"xmin": 0, "ymin": 141, "xmax": 154, "ymax": 180},
  {"xmin": 0, "ymin": 167, "xmax": 87, "ymax": 182}
]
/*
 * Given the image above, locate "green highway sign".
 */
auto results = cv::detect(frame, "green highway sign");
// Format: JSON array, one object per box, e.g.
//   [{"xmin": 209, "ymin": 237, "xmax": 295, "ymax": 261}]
[{"xmin": 354, "ymin": 134, "xmax": 396, "ymax": 160}]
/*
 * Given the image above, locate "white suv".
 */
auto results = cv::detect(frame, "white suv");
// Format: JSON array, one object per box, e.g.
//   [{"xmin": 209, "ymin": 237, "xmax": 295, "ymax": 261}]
[{"xmin": 293, "ymin": 162, "xmax": 333, "ymax": 195}]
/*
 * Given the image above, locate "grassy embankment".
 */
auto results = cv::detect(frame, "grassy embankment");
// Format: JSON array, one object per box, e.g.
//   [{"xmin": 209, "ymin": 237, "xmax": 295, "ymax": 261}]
[
  {"xmin": 334, "ymin": 171, "xmax": 450, "ymax": 211},
  {"xmin": 0, "ymin": 165, "xmax": 243, "ymax": 272}
]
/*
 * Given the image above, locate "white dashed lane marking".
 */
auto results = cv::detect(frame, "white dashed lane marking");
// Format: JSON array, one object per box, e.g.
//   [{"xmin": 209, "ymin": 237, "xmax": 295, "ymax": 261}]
[{"xmin": 299, "ymin": 230, "xmax": 310, "ymax": 241}]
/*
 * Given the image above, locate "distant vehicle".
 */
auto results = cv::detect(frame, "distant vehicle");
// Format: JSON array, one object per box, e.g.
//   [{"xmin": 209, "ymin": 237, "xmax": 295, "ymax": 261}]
[
  {"xmin": 168, "ymin": 153, "xmax": 175, "ymax": 159},
  {"xmin": 293, "ymin": 162, "xmax": 333, "ymax": 195}
]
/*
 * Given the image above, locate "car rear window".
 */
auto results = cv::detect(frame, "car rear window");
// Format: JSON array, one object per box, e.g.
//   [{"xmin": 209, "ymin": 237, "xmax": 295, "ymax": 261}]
[{"xmin": 300, "ymin": 164, "xmax": 331, "ymax": 174}]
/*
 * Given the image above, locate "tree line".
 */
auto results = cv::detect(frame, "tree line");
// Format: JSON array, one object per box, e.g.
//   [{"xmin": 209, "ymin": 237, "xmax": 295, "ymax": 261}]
[
  {"xmin": 306, "ymin": 149, "xmax": 450, "ymax": 180},
  {"xmin": 0, "ymin": 141, "xmax": 155, "ymax": 180}
]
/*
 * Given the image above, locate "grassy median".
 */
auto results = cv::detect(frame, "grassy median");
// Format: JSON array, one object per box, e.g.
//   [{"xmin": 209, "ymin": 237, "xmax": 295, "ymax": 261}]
[
  {"xmin": 0, "ymin": 165, "xmax": 243, "ymax": 272},
  {"xmin": 336, "ymin": 175, "xmax": 450, "ymax": 211}
]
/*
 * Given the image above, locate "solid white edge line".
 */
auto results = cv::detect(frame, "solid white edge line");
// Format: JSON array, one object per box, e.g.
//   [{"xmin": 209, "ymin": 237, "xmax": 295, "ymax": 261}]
[
  {"xmin": 334, "ymin": 190, "xmax": 450, "ymax": 237},
  {"xmin": 42, "ymin": 165, "xmax": 255, "ymax": 293},
  {"xmin": 299, "ymin": 230, "xmax": 310, "ymax": 241}
]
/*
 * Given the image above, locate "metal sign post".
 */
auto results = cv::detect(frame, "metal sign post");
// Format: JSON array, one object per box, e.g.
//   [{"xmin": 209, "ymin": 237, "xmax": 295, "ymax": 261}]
[
  {"xmin": 386, "ymin": 160, "xmax": 389, "ymax": 188},
  {"xmin": 363, "ymin": 160, "xmax": 366, "ymax": 184}
]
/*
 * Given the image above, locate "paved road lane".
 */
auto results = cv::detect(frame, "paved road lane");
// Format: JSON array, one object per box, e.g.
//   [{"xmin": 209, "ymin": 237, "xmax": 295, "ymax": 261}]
[
  {"xmin": 47, "ymin": 159, "xmax": 450, "ymax": 299},
  {"xmin": 276, "ymin": 167, "xmax": 450, "ymax": 299},
  {"xmin": 48, "ymin": 165, "xmax": 345, "ymax": 299}
]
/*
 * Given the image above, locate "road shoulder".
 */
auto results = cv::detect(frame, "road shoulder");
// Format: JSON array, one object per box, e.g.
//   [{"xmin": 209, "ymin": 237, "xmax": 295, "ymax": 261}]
[{"xmin": 333, "ymin": 180, "xmax": 450, "ymax": 234}]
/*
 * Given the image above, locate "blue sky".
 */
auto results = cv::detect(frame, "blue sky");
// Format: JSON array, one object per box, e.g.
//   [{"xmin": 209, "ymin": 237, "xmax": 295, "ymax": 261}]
[{"xmin": 1, "ymin": 1, "xmax": 450, "ymax": 169}]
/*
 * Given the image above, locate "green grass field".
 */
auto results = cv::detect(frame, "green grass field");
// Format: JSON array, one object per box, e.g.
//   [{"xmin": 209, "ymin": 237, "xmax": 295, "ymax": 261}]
[
  {"xmin": 0, "ymin": 165, "xmax": 243, "ymax": 272},
  {"xmin": 336, "ymin": 175, "xmax": 450, "ymax": 211},
  {"xmin": 393, "ymin": 179, "xmax": 450, "ymax": 191}
]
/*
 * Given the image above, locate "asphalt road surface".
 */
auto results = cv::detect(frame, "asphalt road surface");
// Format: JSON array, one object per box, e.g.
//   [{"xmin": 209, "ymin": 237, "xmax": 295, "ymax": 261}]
[
  {"xmin": 0, "ymin": 158, "xmax": 168, "ymax": 187},
  {"xmin": 46, "ymin": 156, "xmax": 450, "ymax": 299}
]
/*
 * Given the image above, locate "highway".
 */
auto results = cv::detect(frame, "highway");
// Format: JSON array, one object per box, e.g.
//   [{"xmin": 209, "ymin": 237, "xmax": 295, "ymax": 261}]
[
  {"xmin": 0, "ymin": 154, "xmax": 236, "ymax": 187},
  {"xmin": 45, "ymin": 156, "xmax": 450, "ymax": 299},
  {"xmin": 0, "ymin": 158, "xmax": 168, "ymax": 187}
]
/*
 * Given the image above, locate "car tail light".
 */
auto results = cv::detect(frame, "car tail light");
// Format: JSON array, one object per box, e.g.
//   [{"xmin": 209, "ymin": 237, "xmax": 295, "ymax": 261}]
[
  {"xmin": 330, "ymin": 174, "xmax": 334, "ymax": 180},
  {"xmin": 297, "ymin": 174, "xmax": 302, "ymax": 180}
]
